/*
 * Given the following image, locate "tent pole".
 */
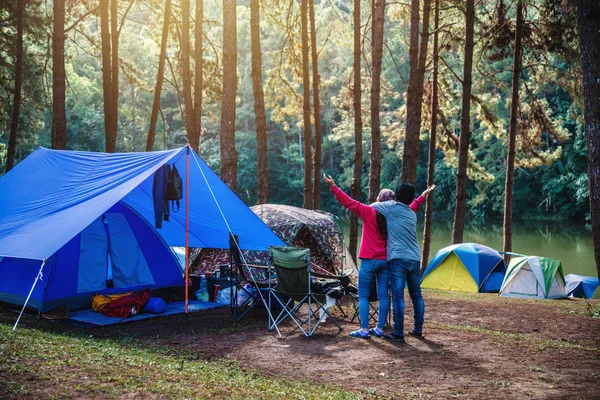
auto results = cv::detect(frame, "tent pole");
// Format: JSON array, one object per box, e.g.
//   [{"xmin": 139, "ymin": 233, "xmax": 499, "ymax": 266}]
[
  {"xmin": 13, "ymin": 259, "xmax": 46, "ymax": 331},
  {"xmin": 185, "ymin": 145, "xmax": 190, "ymax": 314}
]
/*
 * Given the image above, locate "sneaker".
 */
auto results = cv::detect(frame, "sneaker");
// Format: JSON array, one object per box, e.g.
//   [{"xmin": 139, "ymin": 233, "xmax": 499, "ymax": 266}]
[
  {"xmin": 384, "ymin": 333, "xmax": 405, "ymax": 342},
  {"xmin": 368, "ymin": 327, "xmax": 384, "ymax": 338},
  {"xmin": 408, "ymin": 330, "xmax": 424, "ymax": 339},
  {"xmin": 349, "ymin": 329, "xmax": 369, "ymax": 339}
]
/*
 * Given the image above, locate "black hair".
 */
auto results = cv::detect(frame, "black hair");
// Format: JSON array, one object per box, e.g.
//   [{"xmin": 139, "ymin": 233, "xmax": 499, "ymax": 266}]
[
  {"xmin": 376, "ymin": 211, "xmax": 387, "ymax": 239},
  {"xmin": 395, "ymin": 183, "xmax": 416, "ymax": 205}
]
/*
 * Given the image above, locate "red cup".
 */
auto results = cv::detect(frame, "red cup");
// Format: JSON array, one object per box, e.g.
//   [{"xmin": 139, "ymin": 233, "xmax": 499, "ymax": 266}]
[{"xmin": 213, "ymin": 285, "xmax": 221, "ymax": 302}]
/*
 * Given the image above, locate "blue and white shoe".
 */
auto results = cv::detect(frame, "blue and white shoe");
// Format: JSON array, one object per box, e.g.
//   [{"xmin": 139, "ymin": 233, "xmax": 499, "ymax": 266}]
[
  {"xmin": 368, "ymin": 327, "xmax": 384, "ymax": 338},
  {"xmin": 349, "ymin": 329, "xmax": 369, "ymax": 339}
]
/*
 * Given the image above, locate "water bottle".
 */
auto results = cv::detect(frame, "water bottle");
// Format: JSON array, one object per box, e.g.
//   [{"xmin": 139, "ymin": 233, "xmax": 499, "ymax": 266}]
[{"xmin": 196, "ymin": 274, "xmax": 209, "ymax": 301}]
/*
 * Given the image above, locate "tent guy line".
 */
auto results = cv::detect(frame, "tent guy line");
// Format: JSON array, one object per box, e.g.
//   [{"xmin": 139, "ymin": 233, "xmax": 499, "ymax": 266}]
[
  {"xmin": 191, "ymin": 150, "xmax": 283, "ymax": 337},
  {"xmin": 13, "ymin": 259, "xmax": 46, "ymax": 331}
]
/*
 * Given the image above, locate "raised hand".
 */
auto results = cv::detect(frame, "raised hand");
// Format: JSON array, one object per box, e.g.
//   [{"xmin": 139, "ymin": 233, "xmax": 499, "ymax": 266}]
[
  {"xmin": 422, "ymin": 184, "xmax": 436, "ymax": 197},
  {"xmin": 323, "ymin": 173, "xmax": 336, "ymax": 187}
]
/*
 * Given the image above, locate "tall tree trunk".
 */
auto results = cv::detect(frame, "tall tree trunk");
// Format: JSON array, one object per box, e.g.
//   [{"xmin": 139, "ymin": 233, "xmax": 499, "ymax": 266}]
[
  {"xmin": 220, "ymin": 0, "xmax": 238, "ymax": 190},
  {"xmin": 503, "ymin": 0, "xmax": 523, "ymax": 259},
  {"xmin": 577, "ymin": 0, "xmax": 600, "ymax": 277},
  {"xmin": 301, "ymin": 0, "xmax": 313, "ymax": 209},
  {"xmin": 52, "ymin": 0, "xmax": 67, "ymax": 150},
  {"xmin": 147, "ymin": 0, "xmax": 171, "ymax": 151},
  {"xmin": 401, "ymin": 0, "xmax": 431, "ymax": 184},
  {"xmin": 5, "ymin": 0, "xmax": 24, "ymax": 172},
  {"xmin": 108, "ymin": 0, "xmax": 118, "ymax": 152},
  {"xmin": 100, "ymin": 0, "xmax": 114, "ymax": 153},
  {"xmin": 349, "ymin": 0, "xmax": 363, "ymax": 262},
  {"xmin": 181, "ymin": 0, "xmax": 197, "ymax": 147},
  {"xmin": 250, "ymin": 0, "xmax": 269, "ymax": 204},
  {"xmin": 309, "ymin": 0, "xmax": 322, "ymax": 209},
  {"xmin": 368, "ymin": 0, "xmax": 385, "ymax": 204},
  {"xmin": 421, "ymin": 0, "xmax": 439, "ymax": 272},
  {"xmin": 452, "ymin": 0, "xmax": 475, "ymax": 244},
  {"xmin": 191, "ymin": 0, "xmax": 203, "ymax": 153}
]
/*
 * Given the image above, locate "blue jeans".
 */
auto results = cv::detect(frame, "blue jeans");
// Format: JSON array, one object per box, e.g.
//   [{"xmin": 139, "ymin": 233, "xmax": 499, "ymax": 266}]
[
  {"xmin": 357, "ymin": 259, "xmax": 390, "ymax": 330},
  {"xmin": 389, "ymin": 259, "xmax": 424, "ymax": 336}
]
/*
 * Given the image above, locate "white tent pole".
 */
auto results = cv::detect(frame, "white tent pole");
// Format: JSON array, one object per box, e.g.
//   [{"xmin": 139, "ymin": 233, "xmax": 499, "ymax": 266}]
[
  {"xmin": 185, "ymin": 145, "xmax": 190, "ymax": 314},
  {"xmin": 13, "ymin": 259, "xmax": 47, "ymax": 331}
]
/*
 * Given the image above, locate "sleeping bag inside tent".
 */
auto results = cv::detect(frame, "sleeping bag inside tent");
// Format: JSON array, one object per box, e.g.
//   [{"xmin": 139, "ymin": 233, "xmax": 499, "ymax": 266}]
[
  {"xmin": 421, "ymin": 243, "xmax": 506, "ymax": 293},
  {"xmin": 500, "ymin": 255, "xmax": 568, "ymax": 299},
  {"xmin": 0, "ymin": 146, "xmax": 284, "ymax": 314}
]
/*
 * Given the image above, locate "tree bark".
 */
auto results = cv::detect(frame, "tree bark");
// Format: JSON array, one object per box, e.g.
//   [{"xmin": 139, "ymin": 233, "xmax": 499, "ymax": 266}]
[
  {"xmin": 368, "ymin": 0, "xmax": 385, "ymax": 204},
  {"xmin": 220, "ymin": 0, "xmax": 238, "ymax": 190},
  {"xmin": 301, "ymin": 0, "xmax": 313, "ymax": 209},
  {"xmin": 401, "ymin": 0, "xmax": 431, "ymax": 184},
  {"xmin": 109, "ymin": 0, "xmax": 118, "ymax": 152},
  {"xmin": 100, "ymin": 0, "xmax": 115, "ymax": 153},
  {"xmin": 503, "ymin": 0, "xmax": 523, "ymax": 259},
  {"xmin": 181, "ymin": 0, "xmax": 197, "ymax": 148},
  {"xmin": 576, "ymin": 0, "xmax": 600, "ymax": 277},
  {"xmin": 309, "ymin": 0, "xmax": 322, "ymax": 209},
  {"xmin": 52, "ymin": 0, "xmax": 67, "ymax": 150},
  {"xmin": 191, "ymin": 0, "xmax": 203, "ymax": 153},
  {"xmin": 452, "ymin": 0, "xmax": 475, "ymax": 244},
  {"xmin": 250, "ymin": 0, "xmax": 269, "ymax": 204},
  {"xmin": 421, "ymin": 0, "xmax": 439, "ymax": 272},
  {"xmin": 146, "ymin": 0, "xmax": 171, "ymax": 151},
  {"xmin": 349, "ymin": 0, "xmax": 363, "ymax": 262},
  {"xmin": 5, "ymin": 0, "xmax": 24, "ymax": 172}
]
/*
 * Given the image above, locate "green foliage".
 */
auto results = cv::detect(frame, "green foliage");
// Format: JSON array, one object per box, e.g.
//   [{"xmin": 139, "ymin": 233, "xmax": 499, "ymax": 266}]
[{"xmin": 0, "ymin": 0, "xmax": 589, "ymax": 223}]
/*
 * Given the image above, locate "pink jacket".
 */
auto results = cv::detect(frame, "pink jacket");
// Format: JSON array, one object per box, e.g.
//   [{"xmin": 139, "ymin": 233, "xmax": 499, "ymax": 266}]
[{"xmin": 330, "ymin": 185, "xmax": 424, "ymax": 260}]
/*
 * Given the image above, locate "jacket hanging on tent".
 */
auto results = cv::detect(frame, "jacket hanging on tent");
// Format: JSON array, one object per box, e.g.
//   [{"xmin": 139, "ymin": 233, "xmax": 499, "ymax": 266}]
[{"xmin": 152, "ymin": 164, "xmax": 171, "ymax": 228}]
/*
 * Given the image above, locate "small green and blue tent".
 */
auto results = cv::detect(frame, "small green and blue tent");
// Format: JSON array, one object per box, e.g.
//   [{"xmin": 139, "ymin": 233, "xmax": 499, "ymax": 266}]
[
  {"xmin": 500, "ymin": 255, "xmax": 567, "ymax": 299},
  {"xmin": 421, "ymin": 243, "xmax": 506, "ymax": 293},
  {"xmin": 0, "ymin": 146, "xmax": 284, "ymax": 313}
]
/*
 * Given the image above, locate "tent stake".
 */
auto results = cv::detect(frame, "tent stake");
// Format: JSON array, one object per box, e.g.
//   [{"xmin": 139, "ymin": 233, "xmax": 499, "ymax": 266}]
[{"xmin": 13, "ymin": 259, "xmax": 46, "ymax": 331}]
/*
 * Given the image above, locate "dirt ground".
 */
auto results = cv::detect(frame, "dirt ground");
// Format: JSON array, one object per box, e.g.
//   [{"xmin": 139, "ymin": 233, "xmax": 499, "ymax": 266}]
[{"xmin": 4, "ymin": 291, "xmax": 600, "ymax": 399}]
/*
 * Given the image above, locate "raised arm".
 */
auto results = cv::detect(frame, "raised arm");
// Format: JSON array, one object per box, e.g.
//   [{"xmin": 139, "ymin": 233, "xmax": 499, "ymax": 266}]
[
  {"xmin": 410, "ymin": 184, "xmax": 436, "ymax": 212},
  {"xmin": 323, "ymin": 174, "xmax": 375, "ymax": 221}
]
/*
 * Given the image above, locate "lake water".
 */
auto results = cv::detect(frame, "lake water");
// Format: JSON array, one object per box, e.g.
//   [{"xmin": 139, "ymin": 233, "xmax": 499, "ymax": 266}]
[{"xmin": 341, "ymin": 219, "xmax": 597, "ymax": 277}]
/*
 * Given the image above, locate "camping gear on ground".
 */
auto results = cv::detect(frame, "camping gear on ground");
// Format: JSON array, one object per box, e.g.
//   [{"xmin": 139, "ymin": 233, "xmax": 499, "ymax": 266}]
[
  {"xmin": 500, "ymin": 255, "xmax": 568, "ymax": 299},
  {"xmin": 267, "ymin": 246, "xmax": 343, "ymax": 338},
  {"xmin": 421, "ymin": 243, "xmax": 507, "ymax": 293},
  {"xmin": 144, "ymin": 297, "xmax": 166, "ymax": 314},
  {"xmin": 191, "ymin": 204, "xmax": 357, "ymax": 277},
  {"xmin": 565, "ymin": 274, "xmax": 599, "ymax": 299},
  {"xmin": 196, "ymin": 275, "xmax": 209, "ymax": 302},
  {"xmin": 99, "ymin": 289, "xmax": 151, "ymax": 318},
  {"xmin": 0, "ymin": 146, "xmax": 284, "ymax": 322}
]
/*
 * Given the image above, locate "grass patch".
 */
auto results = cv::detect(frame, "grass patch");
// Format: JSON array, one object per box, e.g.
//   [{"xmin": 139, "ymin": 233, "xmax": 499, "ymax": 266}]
[
  {"xmin": 429, "ymin": 322, "xmax": 600, "ymax": 353},
  {"xmin": 422, "ymin": 289, "xmax": 599, "ymax": 315},
  {"xmin": 0, "ymin": 323, "xmax": 361, "ymax": 399}
]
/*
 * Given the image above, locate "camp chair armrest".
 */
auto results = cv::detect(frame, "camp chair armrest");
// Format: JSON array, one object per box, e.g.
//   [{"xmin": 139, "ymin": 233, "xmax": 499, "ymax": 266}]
[{"xmin": 311, "ymin": 270, "xmax": 351, "ymax": 279}]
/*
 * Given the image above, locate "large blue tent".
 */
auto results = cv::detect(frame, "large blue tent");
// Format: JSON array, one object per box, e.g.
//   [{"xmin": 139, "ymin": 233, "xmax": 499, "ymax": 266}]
[
  {"xmin": 0, "ymin": 146, "xmax": 284, "ymax": 312},
  {"xmin": 421, "ymin": 243, "xmax": 506, "ymax": 293}
]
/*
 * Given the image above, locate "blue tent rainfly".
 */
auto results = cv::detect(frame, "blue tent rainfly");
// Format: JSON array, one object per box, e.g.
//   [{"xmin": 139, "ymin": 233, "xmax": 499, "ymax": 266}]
[{"xmin": 0, "ymin": 146, "xmax": 284, "ymax": 313}]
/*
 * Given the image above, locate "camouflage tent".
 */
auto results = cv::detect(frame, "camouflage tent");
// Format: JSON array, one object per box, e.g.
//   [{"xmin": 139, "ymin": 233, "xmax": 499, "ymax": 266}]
[{"xmin": 191, "ymin": 204, "xmax": 356, "ymax": 276}]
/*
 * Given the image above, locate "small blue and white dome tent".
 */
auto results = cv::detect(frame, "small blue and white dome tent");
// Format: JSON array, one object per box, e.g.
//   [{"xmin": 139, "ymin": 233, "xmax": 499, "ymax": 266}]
[
  {"xmin": 421, "ymin": 243, "xmax": 507, "ymax": 293},
  {"xmin": 565, "ymin": 274, "xmax": 599, "ymax": 299},
  {"xmin": 0, "ymin": 146, "xmax": 284, "ymax": 327}
]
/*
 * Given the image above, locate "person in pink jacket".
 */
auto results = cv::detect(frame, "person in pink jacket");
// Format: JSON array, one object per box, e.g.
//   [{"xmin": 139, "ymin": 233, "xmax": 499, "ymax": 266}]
[{"xmin": 323, "ymin": 174, "xmax": 429, "ymax": 338}]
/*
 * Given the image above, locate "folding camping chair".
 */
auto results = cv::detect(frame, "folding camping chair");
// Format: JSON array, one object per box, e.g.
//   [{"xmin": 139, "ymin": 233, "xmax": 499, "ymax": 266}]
[
  {"xmin": 267, "ymin": 246, "xmax": 343, "ymax": 338},
  {"xmin": 229, "ymin": 234, "xmax": 275, "ymax": 320}
]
